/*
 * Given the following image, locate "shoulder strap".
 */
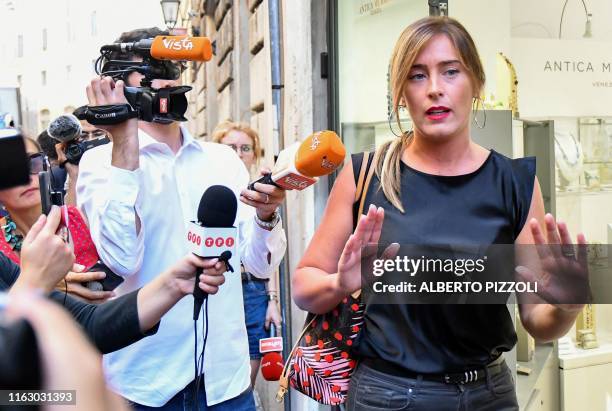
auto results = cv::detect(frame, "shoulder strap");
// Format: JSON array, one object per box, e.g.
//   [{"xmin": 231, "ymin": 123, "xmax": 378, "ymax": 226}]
[
  {"xmin": 353, "ymin": 152, "xmax": 375, "ymax": 219},
  {"xmin": 358, "ymin": 155, "xmax": 376, "ymax": 217},
  {"xmin": 354, "ymin": 152, "xmax": 370, "ymax": 203}
]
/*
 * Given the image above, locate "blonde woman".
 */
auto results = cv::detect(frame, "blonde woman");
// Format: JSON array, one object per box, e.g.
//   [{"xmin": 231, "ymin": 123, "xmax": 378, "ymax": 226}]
[
  {"xmin": 292, "ymin": 17, "xmax": 586, "ymax": 410},
  {"xmin": 213, "ymin": 120, "xmax": 283, "ymax": 387}
]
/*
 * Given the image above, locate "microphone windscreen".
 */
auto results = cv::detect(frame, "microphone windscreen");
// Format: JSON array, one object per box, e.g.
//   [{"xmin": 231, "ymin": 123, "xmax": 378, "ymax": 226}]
[
  {"xmin": 47, "ymin": 114, "xmax": 82, "ymax": 143},
  {"xmin": 295, "ymin": 131, "xmax": 346, "ymax": 178},
  {"xmin": 260, "ymin": 351, "xmax": 284, "ymax": 381},
  {"xmin": 197, "ymin": 185, "xmax": 237, "ymax": 227},
  {"xmin": 150, "ymin": 36, "xmax": 213, "ymax": 62}
]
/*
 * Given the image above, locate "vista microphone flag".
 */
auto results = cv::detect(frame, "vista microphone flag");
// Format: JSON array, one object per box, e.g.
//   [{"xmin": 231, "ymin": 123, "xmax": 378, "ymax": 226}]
[
  {"xmin": 188, "ymin": 185, "xmax": 238, "ymax": 320},
  {"xmin": 248, "ymin": 130, "xmax": 346, "ymax": 191},
  {"xmin": 260, "ymin": 324, "xmax": 284, "ymax": 381},
  {"xmin": 101, "ymin": 36, "xmax": 213, "ymax": 62}
]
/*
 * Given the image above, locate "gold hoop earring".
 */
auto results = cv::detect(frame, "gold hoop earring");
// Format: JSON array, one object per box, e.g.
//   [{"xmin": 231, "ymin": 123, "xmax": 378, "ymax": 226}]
[
  {"xmin": 472, "ymin": 97, "xmax": 486, "ymax": 129},
  {"xmin": 388, "ymin": 105, "xmax": 408, "ymax": 138}
]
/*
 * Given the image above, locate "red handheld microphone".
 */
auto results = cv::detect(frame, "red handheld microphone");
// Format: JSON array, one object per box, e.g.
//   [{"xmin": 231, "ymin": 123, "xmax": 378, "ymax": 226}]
[{"xmin": 260, "ymin": 324, "xmax": 284, "ymax": 381}]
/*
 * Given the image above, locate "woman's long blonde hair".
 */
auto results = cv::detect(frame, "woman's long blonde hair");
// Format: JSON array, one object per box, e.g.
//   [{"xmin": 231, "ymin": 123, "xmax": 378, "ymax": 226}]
[
  {"xmin": 211, "ymin": 120, "xmax": 262, "ymax": 176},
  {"xmin": 375, "ymin": 16, "xmax": 486, "ymax": 212}
]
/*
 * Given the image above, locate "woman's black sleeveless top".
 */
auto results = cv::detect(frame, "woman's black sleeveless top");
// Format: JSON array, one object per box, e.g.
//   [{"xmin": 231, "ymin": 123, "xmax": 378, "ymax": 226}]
[{"xmin": 351, "ymin": 150, "xmax": 536, "ymax": 373}]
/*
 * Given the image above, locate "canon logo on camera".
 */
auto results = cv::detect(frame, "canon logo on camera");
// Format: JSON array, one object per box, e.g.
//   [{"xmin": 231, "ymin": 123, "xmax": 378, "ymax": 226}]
[{"xmin": 94, "ymin": 113, "xmax": 117, "ymax": 119}]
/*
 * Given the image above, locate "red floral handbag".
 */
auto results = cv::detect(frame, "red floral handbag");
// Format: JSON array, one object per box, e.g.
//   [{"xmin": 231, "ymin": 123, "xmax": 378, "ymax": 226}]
[{"xmin": 277, "ymin": 152, "xmax": 375, "ymax": 405}]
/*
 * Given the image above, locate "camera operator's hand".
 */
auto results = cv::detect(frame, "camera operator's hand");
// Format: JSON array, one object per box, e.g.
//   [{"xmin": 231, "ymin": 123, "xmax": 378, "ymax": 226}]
[
  {"xmin": 14, "ymin": 206, "xmax": 75, "ymax": 293},
  {"xmin": 6, "ymin": 291, "xmax": 130, "ymax": 411},
  {"xmin": 55, "ymin": 142, "xmax": 78, "ymax": 177},
  {"xmin": 86, "ymin": 77, "xmax": 139, "ymax": 171},
  {"xmin": 55, "ymin": 142, "xmax": 80, "ymax": 206},
  {"xmin": 55, "ymin": 266, "xmax": 115, "ymax": 304}
]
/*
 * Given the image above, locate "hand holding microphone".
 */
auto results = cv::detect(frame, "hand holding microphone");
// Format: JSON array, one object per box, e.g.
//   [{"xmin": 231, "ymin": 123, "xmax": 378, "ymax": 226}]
[
  {"xmin": 187, "ymin": 185, "xmax": 238, "ymax": 320},
  {"xmin": 240, "ymin": 168, "xmax": 286, "ymax": 223},
  {"xmin": 247, "ymin": 130, "xmax": 346, "ymax": 191},
  {"xmin": 241, "ymin": 131, "xmax": 346, "ymax": 221}
]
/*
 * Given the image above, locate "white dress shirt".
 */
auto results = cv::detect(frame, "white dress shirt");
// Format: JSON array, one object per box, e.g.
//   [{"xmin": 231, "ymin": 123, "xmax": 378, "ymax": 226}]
[{"xmin": 77, "ymin": 126, "xmax": 286, "ymax": 407}]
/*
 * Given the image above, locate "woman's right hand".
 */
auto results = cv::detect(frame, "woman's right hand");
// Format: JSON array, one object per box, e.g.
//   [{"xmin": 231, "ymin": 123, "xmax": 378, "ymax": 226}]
[{"xmin": 335, "ymin": 204, "xmax": 388, "ymax": 295}]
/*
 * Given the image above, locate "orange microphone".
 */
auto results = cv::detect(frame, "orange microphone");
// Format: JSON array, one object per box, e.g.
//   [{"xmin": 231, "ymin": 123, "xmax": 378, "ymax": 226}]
[
  {"xmin": 248, "ymin": 130, "xmax": 346, "ymax": 191},
  {"xmin": 150, "ymin": 36, "xmax": 213, "ymax": 61},
  {"xmin": 102, "ymin": 36, "xmax": 214, "ymax": 62}
]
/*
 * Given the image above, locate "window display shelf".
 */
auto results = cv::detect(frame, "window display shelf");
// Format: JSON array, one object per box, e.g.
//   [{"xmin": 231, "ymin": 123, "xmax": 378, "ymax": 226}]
[
  {"xmin": 557, "ymin": 334, "xmax": 612, "ymax": 411},
  {"xmin": 516, "ymin": 343, "xmax": 558, "ymax": 411},
  {"xmin": 558, "ymin": 334, "xmax": 612, "ymax": 370}
]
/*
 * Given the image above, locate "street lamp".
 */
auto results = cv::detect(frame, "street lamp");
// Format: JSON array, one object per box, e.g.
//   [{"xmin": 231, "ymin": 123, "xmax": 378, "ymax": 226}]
[{"xmin": 160, "ymin": 0, "xmax": 180, "ymax": 29}]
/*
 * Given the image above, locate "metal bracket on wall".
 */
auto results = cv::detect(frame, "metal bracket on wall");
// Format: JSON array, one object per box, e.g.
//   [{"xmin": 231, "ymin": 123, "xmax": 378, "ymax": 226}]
[{"xmin": 320, "ymin": 52, "xmax": 328, "ymax": 79}]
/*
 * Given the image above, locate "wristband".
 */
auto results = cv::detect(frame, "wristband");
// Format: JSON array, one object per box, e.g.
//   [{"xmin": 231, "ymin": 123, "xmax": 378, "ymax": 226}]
[{"xmin": 254, "ymin": 210, "xmax": 280, "ymax": 230}]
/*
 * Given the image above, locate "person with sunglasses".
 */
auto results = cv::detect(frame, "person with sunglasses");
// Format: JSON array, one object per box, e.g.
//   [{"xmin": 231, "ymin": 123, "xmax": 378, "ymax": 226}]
[
  {"xmin": 0, "ymin": 137, "xmax": 113, "ymax": 303},
  {"xmin": 37, "ymin": 120, "xmax": 111, "ymax": 207}
]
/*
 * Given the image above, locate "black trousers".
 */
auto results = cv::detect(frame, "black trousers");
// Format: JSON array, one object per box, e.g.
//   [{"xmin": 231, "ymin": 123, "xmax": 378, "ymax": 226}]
[{"xmin": 346, "ymin": 361, "xmax": 518, "ymax": 411}]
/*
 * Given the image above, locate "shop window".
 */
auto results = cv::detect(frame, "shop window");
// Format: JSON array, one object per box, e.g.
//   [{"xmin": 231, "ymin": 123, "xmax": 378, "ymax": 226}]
[{"xmin": 336, "ymin": 1, "xmax": 427, "ymax": 154}]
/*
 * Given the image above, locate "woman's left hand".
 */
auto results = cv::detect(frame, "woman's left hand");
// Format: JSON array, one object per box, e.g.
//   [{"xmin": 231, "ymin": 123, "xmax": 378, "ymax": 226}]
[
  {"xmin": 57, "ymin": 265, "xmax": 115, "ymax": 303},
  {"xmin": 516, "ymin": 214, "xmax": 589, "ymax": 312},
  {"xmin": 240, "ymin": 167, "xmax": 286, "ymax": 222},
  {"xmin": 265, "ymin": 297, "xmax": 282, "ymax": 330}
]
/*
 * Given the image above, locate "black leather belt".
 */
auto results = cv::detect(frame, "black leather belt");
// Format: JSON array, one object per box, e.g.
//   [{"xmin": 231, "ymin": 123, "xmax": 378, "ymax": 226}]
[
  {"xmin": 241, "ymin": 271, "xmax": 269, "ymax": 283},
  {"xmin": 362, "ymin": 355, "xmax": 505, "ymax": 385}
]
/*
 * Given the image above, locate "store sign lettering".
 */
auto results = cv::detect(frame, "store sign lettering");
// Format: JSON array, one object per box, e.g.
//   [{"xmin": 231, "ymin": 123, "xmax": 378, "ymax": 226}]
[
  {"xmin": 359, "ymin": 0, "xmax": 392, "ymax": 16},
  {"xmin": 543, "ymin": 60, "xmax": 612, "ymax": 73}
]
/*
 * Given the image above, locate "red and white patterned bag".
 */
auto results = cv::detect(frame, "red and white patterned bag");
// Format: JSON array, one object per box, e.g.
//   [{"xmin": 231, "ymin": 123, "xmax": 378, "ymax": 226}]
[{"xmin": 277, "ymin": 152, "xmax": 375, "ymax": 405}]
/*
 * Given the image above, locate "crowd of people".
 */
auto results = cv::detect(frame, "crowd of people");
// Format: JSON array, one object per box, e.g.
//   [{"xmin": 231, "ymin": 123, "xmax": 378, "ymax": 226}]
[{"xmin": 0, "ymin": 17, "xmax": 590, "ymax": 411}]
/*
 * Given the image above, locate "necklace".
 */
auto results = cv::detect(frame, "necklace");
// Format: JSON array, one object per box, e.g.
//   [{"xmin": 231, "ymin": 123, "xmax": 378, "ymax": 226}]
[{"xmin": 1, "ymin": 212, "xmax": 23, "ymax": 252}]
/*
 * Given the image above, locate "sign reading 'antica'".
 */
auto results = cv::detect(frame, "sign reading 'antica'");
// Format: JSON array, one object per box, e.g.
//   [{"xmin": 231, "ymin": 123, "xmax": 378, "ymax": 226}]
[
  {"xmin": 511, "ymin": 38, "xmax": 612, "ymax": 117},
  {"xmin": 544, "ymin": 61, "xmax": 611, "ymax": 73}
]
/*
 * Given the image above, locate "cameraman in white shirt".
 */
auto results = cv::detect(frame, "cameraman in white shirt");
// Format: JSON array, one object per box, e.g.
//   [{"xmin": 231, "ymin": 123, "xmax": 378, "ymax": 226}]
[{"xmin": 77, "ymin": 27, "xmax": 287, "ymax": 411}]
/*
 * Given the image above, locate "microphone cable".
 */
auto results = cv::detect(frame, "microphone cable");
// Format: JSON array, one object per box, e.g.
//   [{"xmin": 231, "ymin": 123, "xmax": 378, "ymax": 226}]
[
  {"xmin": 193, "ymin": 297, "xmax": 209, "ymax": 411},
  {"xmin": 191, "ymin": 252, "xmax": 233, "ymax": 410}
]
